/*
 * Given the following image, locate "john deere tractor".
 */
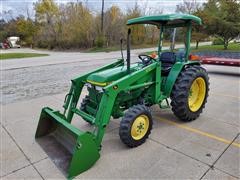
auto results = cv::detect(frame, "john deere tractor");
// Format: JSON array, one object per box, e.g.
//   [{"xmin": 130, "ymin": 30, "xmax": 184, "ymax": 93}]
[{"xmin": 35, "ymin": 14, "xmax": 209, "ymax": 179}]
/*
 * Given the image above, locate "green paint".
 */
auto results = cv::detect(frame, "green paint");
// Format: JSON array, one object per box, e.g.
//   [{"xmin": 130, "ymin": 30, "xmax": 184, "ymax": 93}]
[
  {"xmin": 87, "ymin": 64, "xmax": 139, "ymax": 84},
  {"xmin": 127, "ymin": 14, "xmax": 202, "ymax": 26},
  {"xmin": 35, "ymin": 13, "xmax": 203, "ymax": 178}
]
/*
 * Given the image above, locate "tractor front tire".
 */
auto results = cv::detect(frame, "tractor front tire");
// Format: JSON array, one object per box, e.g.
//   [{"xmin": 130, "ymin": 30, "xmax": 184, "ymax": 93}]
[
  {"xmin": 170, "ymin": 65, "xmax": 209, "ymax": 121},
  {"xmin": 119, "ymin": 105, "xmax": 153, "ymax": 148}
]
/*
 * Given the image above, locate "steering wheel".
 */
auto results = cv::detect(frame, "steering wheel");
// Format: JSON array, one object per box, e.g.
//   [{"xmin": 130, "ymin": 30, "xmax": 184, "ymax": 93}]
[{"xmin": 138, "ymin": 54, "xmax": 156, "ymax": 65}]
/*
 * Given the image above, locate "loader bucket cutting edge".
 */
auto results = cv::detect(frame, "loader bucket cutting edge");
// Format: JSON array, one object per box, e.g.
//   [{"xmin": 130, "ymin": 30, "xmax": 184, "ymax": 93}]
[{"xmin": 35, "ymin": 107, "xmax": 100, "ymax": 179}]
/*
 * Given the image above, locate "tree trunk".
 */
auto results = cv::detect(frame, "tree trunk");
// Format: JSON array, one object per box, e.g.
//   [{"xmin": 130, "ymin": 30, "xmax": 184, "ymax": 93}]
[
  {"xmin": 196, "ymin": 41, "xmax": 199, "ymax": 49},
  {"xmin": 224, "ymin": 39, "xmax": 228, "ymax": 50}
]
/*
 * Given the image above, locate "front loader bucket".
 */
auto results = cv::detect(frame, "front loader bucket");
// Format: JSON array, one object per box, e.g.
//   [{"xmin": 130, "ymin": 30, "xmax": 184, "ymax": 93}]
[{"xmin": 35, "ymin": 107, "xmax": 100, "ymax": 179}]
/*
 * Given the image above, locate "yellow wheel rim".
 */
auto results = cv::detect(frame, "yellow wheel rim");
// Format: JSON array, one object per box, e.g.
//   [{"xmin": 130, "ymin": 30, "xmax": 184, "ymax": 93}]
[
  {"xmin": 188, "ymin": 77, "xmax": 206, "ymax": 112},
  {"xmin": 131, "ymin": 115, "xmax": 149, "ymax": 140}
]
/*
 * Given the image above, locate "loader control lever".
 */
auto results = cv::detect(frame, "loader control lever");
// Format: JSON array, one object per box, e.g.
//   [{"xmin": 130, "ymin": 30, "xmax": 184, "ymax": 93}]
[{"xmin": 138, "ymin": 54, "xmax": 156, "ymax": 66}]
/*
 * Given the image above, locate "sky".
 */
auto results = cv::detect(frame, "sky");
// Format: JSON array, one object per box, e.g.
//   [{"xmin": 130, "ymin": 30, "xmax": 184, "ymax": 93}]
[{"xmin": 0, "ymin": 0, "xmax": 207, "ymax": 20}]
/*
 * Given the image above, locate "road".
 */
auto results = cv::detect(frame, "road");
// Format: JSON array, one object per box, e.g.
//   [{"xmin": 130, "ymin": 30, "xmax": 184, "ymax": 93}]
[
  {"xmin": 0, "ymin": 42, "xmax": 211, "ymax": 104},
  {"xmin": 1, "ymin": 42, "xmax": 211, "ymax": 70}
]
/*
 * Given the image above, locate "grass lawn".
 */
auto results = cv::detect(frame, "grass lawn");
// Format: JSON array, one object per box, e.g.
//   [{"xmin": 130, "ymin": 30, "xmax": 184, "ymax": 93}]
[
  {"xmin": 0, "ymin": 53, "xmax": 49, "ymax": 60},
  {"xmin": 145, "ymin": 43, "xmax": 240, "ymax": 55},
  {"xmin": 191, "ymin": 43, "xmax": 240, "ymax": 52}
]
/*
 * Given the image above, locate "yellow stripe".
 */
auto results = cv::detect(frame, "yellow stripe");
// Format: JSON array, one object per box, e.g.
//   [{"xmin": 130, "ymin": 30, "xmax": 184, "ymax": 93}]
[
  {"xmin": 87, "ymin": 80, "xmax": 108, "ymax": 87},
  {"xmin": 156, "ymin": 117, "xmax": 240, "ymax": 148}
]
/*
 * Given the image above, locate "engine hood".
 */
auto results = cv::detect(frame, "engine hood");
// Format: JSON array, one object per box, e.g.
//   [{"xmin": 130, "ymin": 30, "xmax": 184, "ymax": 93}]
[{"xmin": 87, "ymin": 64, "xmax": 139, "ymax": 86}]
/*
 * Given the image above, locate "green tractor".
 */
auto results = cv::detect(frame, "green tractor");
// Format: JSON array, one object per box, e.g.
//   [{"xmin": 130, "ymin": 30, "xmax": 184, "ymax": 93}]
[{"xmin": 35, "ymin": 14, "xmax": 209, "ymax": 179}]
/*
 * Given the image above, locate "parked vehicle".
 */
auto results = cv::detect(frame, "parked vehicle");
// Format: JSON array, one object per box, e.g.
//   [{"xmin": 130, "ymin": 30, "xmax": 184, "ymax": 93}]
[{"xmin": 7, "ymin": 36, "xmax": 21, "ymax": 48}]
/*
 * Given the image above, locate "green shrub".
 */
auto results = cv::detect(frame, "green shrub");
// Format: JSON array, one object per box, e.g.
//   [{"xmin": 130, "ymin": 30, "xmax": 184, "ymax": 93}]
[
  {"xmin": 212, "ymin": 37, "xmax": 224, "ymax": 45},
  {"xmin": 95, "ymin": 35, "xmax": 105, "ymax": 48},
  {"xmin": 35, "ymin": 40, "xmax": 49, "ymax": 48}
]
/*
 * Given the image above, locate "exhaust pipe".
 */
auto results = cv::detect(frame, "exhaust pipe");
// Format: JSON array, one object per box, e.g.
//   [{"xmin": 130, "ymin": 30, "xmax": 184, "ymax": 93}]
[{"xmin": 127, "ymin": 28, "xmax": 131, "ymax": 74}]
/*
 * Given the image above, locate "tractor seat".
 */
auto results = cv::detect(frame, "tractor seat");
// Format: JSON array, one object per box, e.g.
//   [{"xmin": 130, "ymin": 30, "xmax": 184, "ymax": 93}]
[{"xmin": 160, "ymin": 52, "xmax": 176, "ymax": 75}]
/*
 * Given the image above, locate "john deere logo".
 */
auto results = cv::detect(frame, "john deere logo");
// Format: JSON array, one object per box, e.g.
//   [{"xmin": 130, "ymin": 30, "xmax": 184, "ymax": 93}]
[{"xmin": 113, "ymin": 85, "xmax": 118, "ymax": 90}]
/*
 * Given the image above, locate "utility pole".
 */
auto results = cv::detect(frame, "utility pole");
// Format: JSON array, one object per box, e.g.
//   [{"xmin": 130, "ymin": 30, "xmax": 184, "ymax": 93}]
[{"xmin": 101, "ymin": 0, "xmax": 104, "ymax": 33}]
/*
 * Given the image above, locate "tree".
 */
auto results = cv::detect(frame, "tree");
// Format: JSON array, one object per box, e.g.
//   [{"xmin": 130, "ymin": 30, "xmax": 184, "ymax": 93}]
[
  {"xmin": 2, "ymin": 18, "xmax": 19, "ymax": 37},
  {"xmin": 59, "ymin": 2, "xmax": 94, "ymax": 48},
  {"xmin": 34, "ymin": 0, "xmax": 60, "ymax": 48},
  {"xmin": 192, "ymin": 10, "xmax": 209, "ymax": 49},
  {"xmin": 126, "ymin": 3, "xmax": 145, "ymax": 45},
  {"xmin": 176, "ymin": 0, "xmax": 208, "ymax": 49},
  {"xmin": 1, "ymin": 1, "xmax": 176, "ymax": 49},
  {"xmin": 145, "ymin": 8, "xmax": 163, "ymax": 44},
  {"xmin": 0, "ymin": 19, "xmax": 8, "ymax": 41},
  {"xmin": 104, "ymin": 6, "xmax": 124, "ymax": 46},
  {"xmin": 16, "ymin": 17, "xmax": 37, "ymax": 47},
  {"xmin": 201, "ymin": 0, "xmax": 240, "ymax": 49},
  {"xmin": 176, "ymin": 0, "xmax": 200, "ymax": 14},
  {"xmin": 35, "ymin": 0, "xmax": 59, "ymax": 24}
]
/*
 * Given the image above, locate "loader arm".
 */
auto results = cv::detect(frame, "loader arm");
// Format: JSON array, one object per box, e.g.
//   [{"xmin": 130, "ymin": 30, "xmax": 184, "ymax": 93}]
[{"xmin": 63, "ymin": 59, "xmax": 124, "ymax": 122}]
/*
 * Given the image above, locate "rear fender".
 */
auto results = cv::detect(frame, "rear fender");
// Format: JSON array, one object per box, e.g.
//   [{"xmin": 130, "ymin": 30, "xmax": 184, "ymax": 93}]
[{"xmin": 163, "ymin": 61, "xmax": 200, "ymax": 97}]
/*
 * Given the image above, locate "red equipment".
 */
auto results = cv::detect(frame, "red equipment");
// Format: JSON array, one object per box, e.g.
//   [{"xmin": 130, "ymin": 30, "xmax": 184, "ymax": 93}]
[{"xmin": 200, "ymin": 56, "xmax": 240, "ymax": 67}]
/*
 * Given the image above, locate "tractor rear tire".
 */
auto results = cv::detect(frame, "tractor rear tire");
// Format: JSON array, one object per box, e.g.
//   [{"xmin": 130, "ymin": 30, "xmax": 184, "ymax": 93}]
[
  {"xmin": 119, "ymin": 105, "xmax": 153, "ymax": 148},
  {"xmin": 170, "ymin": 65, "xmax": 209, "ymax": 121}
]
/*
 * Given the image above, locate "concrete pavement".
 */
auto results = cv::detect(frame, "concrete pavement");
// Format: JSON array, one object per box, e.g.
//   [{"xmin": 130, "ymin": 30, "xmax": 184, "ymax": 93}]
[{"xmin": 1, "ymin": 64, "xmax": 239, "ymax": 179}]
